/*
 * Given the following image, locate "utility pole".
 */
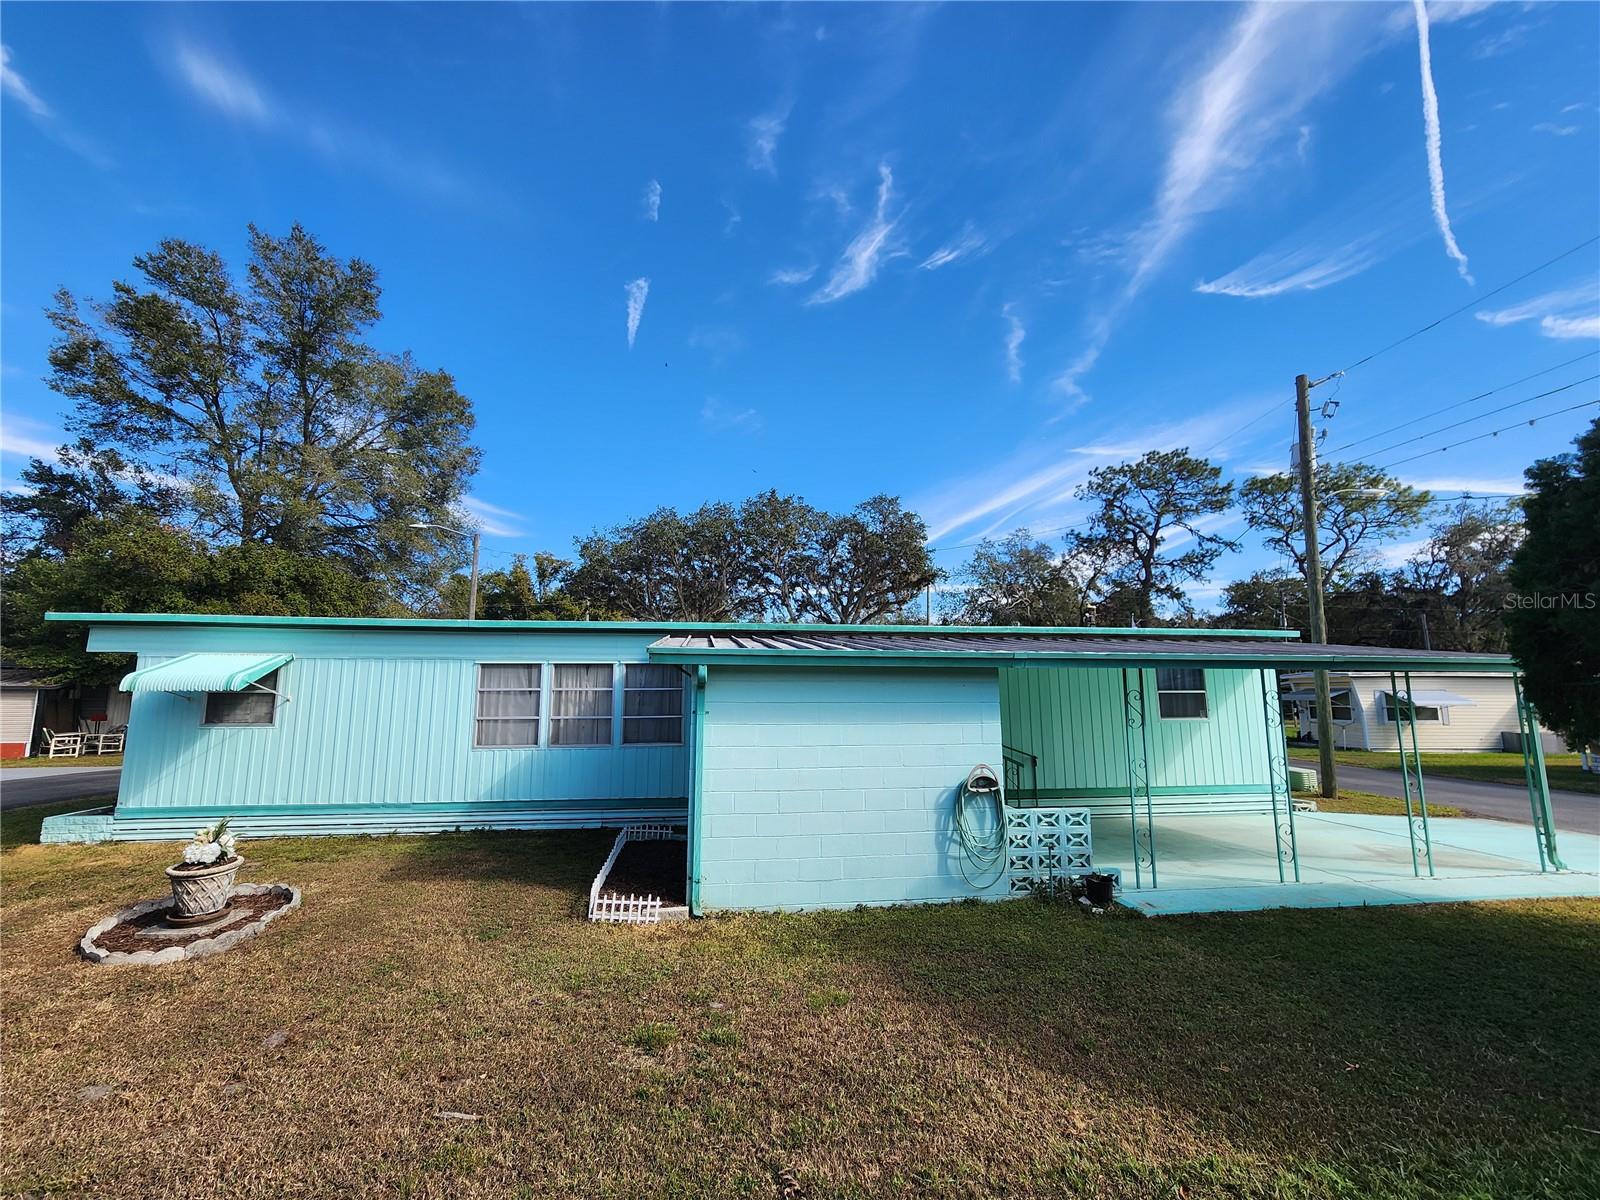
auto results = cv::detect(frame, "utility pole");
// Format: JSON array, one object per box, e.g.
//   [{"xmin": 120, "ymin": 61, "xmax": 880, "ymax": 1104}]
[
  {"xmin": 1419, "ymin": 609, "xmax": 1431, "ymax": 651},
  {"xmin": 1296, "ymin": 373, "xmax": 1337, "ymax": 800}
]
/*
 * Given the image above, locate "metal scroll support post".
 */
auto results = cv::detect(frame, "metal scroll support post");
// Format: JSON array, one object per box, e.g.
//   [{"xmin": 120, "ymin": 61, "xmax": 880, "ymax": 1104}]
[
  {"xmin": 1513, "ymin": 673, "xmax": 1566, "ymax": 872},
  {"xmin": 1260, "ymin": 669, "xmax": 1300, "ymax": 883},
  {"xmin": 1121, "ymin": 667, "xmax": 1157, "ymax": 889},
  {"xmin": 1390, "ymin": 670, "xmax": 1434, "ymax": 878}
]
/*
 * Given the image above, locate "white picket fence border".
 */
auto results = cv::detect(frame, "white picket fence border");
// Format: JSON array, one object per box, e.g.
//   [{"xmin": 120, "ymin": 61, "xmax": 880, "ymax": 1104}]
[{"xmin": 587, "ymin": 823, "xmax": 687, "ymax": 924}]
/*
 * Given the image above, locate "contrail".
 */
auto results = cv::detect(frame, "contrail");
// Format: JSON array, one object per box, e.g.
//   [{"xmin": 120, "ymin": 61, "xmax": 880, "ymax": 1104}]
[{"xmin": 1412, "ymin": 0, "xmax": 1473, "ymax": 284}]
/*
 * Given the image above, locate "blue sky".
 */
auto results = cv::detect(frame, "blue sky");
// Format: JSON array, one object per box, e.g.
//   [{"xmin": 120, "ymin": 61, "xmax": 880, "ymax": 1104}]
[{"xmin": 2, "ymin": 1, "xmax": 1597, "ymax": 608}]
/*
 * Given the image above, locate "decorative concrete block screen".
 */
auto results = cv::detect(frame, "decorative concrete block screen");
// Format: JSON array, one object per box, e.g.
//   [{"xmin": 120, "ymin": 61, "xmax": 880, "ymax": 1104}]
[
  {"xmin": 1005, "ymin": 806, "xmax": 1092, "ymax": 895},
  {"xmin": 697, "ymin": 667, "xmax": 1006, "ymax": 911}
]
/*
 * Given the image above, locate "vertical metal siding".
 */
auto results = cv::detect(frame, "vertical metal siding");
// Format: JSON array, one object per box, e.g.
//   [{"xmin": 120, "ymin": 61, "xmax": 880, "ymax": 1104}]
[{"xmin": 114, "ymin": 629, "xmax": 689, "ymax": 816}]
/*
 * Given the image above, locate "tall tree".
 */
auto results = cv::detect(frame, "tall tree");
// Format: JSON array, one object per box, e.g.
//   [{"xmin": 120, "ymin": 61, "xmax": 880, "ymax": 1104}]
[
  {"xmin": 804, "ymin": 495, "xmax": 938, "ymax": 624},
  {"xmin": 1214, "ymin": 569, "xmax": 1307, "ymax": 631},
  {"xmin": 738, "ymin": 490, "xmax": 828, "ymax": 622},
  {"xmin": 1397, "ymin": 499, "xmax": 1523, "ymax": 652},
  {"xmin": 38, "ymin": 224, "xmax": 479, "ymax": 597},
  {"xmin": 1241, "ymin": 463, "xmax": 1431, "ymax": 584},
  {"xmin": 946, "ymin": 530, "xmax": 1087, "ymax": 625},
  {"xmin": 1065, "ymin": 449, "xmax": 1236, "ymax": 624},
  {"xmin": 566, "ymin": 503, "xmax": 755, "ymax": 621},
  {"xmin": 1506, "ymin": 418, "xmax": 1600, "ymax": 746}
]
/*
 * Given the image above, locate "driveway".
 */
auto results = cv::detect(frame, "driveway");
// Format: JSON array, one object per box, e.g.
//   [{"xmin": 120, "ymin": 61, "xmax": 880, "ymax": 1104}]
[
  {"xmin": 1316, "ymin": 762, "xmax": 1599, "ymax": 837},
  {"xmin": 0, "ymin": 767, "xmax": 120, "ymax": 811}
]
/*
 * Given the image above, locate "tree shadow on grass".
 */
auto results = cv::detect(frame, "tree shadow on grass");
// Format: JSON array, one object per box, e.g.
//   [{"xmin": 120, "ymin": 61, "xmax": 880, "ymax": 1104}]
[
  {"xmin": 380, "ymin": 827, "xmax": 614, "ymax": 891},
  {"xmin": 807, "ymin": 895, "xmax": 1600, "ymax": 1193}
]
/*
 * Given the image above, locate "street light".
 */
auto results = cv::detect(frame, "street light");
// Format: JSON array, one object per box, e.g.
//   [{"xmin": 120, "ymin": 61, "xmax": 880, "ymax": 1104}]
[{"xmin": 410, "ymin": 522, "xmax": 481, "ymax": 620}]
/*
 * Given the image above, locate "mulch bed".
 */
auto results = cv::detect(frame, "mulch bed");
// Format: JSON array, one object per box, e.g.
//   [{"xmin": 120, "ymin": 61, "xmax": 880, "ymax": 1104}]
[
  {"xmin": 598, "ymin": 838, "xmax": 686, "ymax": 907},
  {"xmin": 93, "ymin": 891, "xmax": 289, "ymax": 954}
]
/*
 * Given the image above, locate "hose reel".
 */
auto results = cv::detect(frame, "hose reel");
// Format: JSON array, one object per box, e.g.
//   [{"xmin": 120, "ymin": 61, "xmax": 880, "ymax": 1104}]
[{"xmin": 954, "ymin": 763, "xmax": 1007, "ymax": 888}]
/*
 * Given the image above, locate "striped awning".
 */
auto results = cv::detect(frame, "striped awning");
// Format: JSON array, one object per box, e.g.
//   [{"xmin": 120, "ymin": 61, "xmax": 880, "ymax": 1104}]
[{"xmin": 120, "ymin": 652, "xmax": 292, "ymax": 694}]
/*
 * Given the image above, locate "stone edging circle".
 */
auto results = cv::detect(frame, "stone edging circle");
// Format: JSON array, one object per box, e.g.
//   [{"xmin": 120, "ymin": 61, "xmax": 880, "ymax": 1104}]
[{"xmin": 80, "ymin": 884, "xmax": 302, "ymax": 967}]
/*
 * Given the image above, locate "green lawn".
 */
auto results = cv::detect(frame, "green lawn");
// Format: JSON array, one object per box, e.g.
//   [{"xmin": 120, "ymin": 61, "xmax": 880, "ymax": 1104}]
[
  {"xmin": 1289, "ymin": 748, "xmax": 1598, "ymax": 795},
  {"xmin": 1298, "ymin": 789, "xmax": 1463, "ymax": 818},
  {"xmin": 1, "ymin": 797, "xmax": 113, "ymax": 848},
  {"xmin": 3, "ymin": 828, "xmax": 1596, "ymax": 1198},
  {"xmin": 3, "ymin": 753, "xmax": 124, "ymax": 769}
]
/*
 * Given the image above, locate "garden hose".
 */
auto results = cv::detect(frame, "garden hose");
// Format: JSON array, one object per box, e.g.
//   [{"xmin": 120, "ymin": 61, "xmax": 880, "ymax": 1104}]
[{"xmin": 954, "ymin": 765, "xmax": 1007, "ymax": 888}]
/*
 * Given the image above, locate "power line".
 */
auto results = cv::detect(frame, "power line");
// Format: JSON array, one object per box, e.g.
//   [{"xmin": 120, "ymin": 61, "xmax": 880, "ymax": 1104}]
[
  {"xmin": 1196, "ymin": 397, "xmax": 1294, "ymax": 458},
  {"xmin": 1331, "ymin": 234, "xmax": 1600, "ymax": 376},
  {"xmin": 1340, "ymin": 374, "xmax": 1598, "ymax": 463},
  {"xmin": 1326, "ymin": 349, "xmax": 1600, "ymax": 455},
  {"xmin": 1376, "ymin": 398, "xmax": 1600, "ymax": 471}
]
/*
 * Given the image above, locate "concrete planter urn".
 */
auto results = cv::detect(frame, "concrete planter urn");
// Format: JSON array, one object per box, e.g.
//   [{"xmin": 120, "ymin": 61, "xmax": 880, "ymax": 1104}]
[
  {"xmin": 166, "ymin": 818, "xmax": 243, "ymax": 918},
  {"xmin": 165, "ymin": 857, "xmax": 243, "ymax": 918}
]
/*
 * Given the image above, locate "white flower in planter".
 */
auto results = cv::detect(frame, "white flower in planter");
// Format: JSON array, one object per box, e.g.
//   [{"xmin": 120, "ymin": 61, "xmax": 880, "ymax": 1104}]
[{"xmin": 180, "ymin": 818, "xmax": 241, "ymax": 867}]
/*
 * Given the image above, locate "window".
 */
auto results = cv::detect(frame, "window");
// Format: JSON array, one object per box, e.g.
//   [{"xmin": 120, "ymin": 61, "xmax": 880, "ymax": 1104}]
[
  {"xmin": 550, "ymin": 664, "xmax": 614, "ymax": 746},
  {"xmin": 1309, "ymin": 688, "xmax": 1355, "ymax": 723},
  {"xmin": 1383, "ymin": 695, "xmax": 1441, "ymax": 723},
  {"xmin": 623, "ymin": 664, "xmax": 684, "ymax": 744},
  {"xmin": 475, "ymin": 664, "xmax": 540, "ymax": 747},
  {"xmin": 1155, "ymin": 667, "xmax": 1208, "ymax": 719},
  {"xmin": 203, "ymin": 670, "xmax": 279, "ymax": 727}
]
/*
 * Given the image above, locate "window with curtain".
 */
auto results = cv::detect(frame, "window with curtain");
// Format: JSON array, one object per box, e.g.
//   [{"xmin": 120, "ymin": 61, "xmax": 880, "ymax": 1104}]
[
  {"xmin": 203, "ymin": 670, "xmax": 280, "ymax": 726},
  {"xmin": 550, "ymin": 664, "xmax": 614, "ymax": 746},
  {"xmin": 623, "ymin": 664, "xmax": 684, "ymax": 744},
  {"xmin": 1154, "ymin": 667, "xmax": 1208, "ymax": 719},
  {"xmin": 475, "ymin": 664, "xmax": 540, "ymax": 747}
]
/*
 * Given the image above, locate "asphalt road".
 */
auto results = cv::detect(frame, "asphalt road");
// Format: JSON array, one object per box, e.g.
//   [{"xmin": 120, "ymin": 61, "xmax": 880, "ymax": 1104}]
[
  {"xmin": 0, "ymin": 768, "xmax": 121, "ymax": 811},
  {"xmin": 1314, "ymin": 762, "xmax": 1599, "ymax": 838}
]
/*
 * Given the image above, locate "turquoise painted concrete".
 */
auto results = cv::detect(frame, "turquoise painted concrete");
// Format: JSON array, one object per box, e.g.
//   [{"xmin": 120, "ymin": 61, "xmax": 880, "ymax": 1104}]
[
  {"xmin": 60, "ymin": 623, "xmax": 689, "ymax": 840},
  {"xmin": 999, "ymin": 667, "xmax": 1275, "ymax": 815},
  {"xmin": 696, "ymin": 666, "xmax": 1007, "ymax": 911}
]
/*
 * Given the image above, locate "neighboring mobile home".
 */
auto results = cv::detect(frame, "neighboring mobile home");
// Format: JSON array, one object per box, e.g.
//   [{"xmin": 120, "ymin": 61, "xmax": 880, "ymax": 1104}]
[
  {"xmin": 1280, "ymin": 670, "xmax": 1569, "ymax": 753},
  {"xmin": 38, "ymin": 613, "xmax": 1566, "ymax": 912}
]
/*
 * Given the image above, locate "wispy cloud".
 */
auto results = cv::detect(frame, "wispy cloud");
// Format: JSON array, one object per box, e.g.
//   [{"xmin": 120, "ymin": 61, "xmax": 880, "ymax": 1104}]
[
  {"xmin": 1, "ymin": 44, "xmax": 112, "ymax": 168},
  {"xmin": 1002, "ymin": 305, "xmax": 1025, "ymax": 385},
  {"xmin": 168, "ymin": 41, "xmax": 483, "ymax": 207},
  {"xmin": 175, "ymin": 43, "xmax": 272, "ymax": 123},
  {"xmin": 642, "ymin": 178, "xmax": 661, "ymax": 221},
  {"xmin": 0, "ymin": 425, "xmax": 62, "ymax": 461},
  {"xmin": 1411, "ymin": 0, "xmax": 1474, "ymax": 284},
  {"xmin": 1476, "ymin": 284, "xmax": 1599, "ymax": 339},
  {"xmin": 1, "ymin": 44, "xmax": 50, "ymax": 116},
  {"xmin": 460, "ymin": 495, "xmax": 527, "ymax": 538},
  {"xmin": 920, "ymin": 223, "xmax": 988, "ymax": 271},
  {"xmin": 746, "ymin": 108, "xmax": 788, "ymax": 174},
  {"xmin": 1541, "ymin": 314, "xmax": 1600, "ymax": 339},
  {"xmin": 1532, "ymin": 122, "xmax": 1580, "ymax": 136},
  {"xmin": 1196, "ymin": 232, "xmax": 1389, "ymax": 298},
  {"xmin": 624, "ymin": 278, "xmax": 650, "ymax": 349},
  {"xmin": 1052, "ymin": 3, "xmax": 1375, "ymax": 401},
  {"xmin": 807, "ymin": 163, "xmax": 898, "ymax": 306},
  {"xmin": 769, "ymin": 264, "xmax": 816, "ymax": 286},
  {"xmin": 701, "ymin": 396, "xmax": 762, "ymax": 434}
]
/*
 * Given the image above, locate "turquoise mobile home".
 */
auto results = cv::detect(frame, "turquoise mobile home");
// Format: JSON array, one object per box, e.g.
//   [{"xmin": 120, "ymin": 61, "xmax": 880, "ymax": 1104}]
[{"xmin": 40, "ymin": 613, "xmax": 1565, "ymax": 911}]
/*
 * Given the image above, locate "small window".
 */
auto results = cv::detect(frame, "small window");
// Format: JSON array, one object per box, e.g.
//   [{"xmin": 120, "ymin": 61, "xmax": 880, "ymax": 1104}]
[
  {"xmin": 1155, "ymin": 667, "xmax": 1208, "ymax": 719},
  {"xmin": 1384, "ymin": 696, "xmax": 1441, "ymax": 723},
  {"xmin": 1309, "ymin": 688, "xmax": 1355, "ymax": 724},
  {"xmin": 203, "ymin": 670, "xmax": 279, "ymax": 727},
  {"xmin": 623, "ymin": 664, "xmax": 684, "ymax": 744},
  {"xmin": 476, "ymin": 664, "xmax": 540, "ymax": 747},
  {"xmin": 550, "ymin": 664, "xmax": 614, "ymax": 746}
]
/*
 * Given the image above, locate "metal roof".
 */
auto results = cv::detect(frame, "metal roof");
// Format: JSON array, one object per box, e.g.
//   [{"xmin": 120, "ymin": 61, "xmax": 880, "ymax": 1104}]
[{"xmin": 646, "ymin": 630, "xmax": 1518, "ymax": 673}]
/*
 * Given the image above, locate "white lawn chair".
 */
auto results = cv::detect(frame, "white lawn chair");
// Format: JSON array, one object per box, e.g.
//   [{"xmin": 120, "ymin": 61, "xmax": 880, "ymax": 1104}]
[
  {"xmin": 91, "ymin": 731, "xmax": 125, "ymax": 755},
  {"xmin": 42, "ymin": 728, "xmax": 85, "ymax": 758}
]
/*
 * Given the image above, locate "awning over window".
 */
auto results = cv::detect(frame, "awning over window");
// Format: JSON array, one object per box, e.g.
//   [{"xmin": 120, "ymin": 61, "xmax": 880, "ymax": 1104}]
[
  {"xmin": 120, "ymin": 652, "xmax": 292, "ymax": 694},
  {"xmin": 1379, "ymin": 689, "xmax": 1476, "ymax": 707}
]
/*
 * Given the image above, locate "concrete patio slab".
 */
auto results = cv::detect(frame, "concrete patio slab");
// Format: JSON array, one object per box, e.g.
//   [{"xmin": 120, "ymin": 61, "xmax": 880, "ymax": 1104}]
[{"xmin": 1089, "ymin": 811, "xmax": 1600, "ymax": 916}]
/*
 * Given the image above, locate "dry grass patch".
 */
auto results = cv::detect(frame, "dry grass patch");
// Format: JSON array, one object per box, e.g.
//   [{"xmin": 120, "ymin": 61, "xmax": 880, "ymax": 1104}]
[{"xmin": 2, "ymin": 829, "xmax": 1597, "ymax": 1199}]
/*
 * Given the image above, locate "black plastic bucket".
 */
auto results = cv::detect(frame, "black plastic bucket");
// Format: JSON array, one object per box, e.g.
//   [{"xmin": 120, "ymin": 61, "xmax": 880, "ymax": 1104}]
[{"xmin": 1084, "ymin": 873, "xmax": 1117, "ymax": 906}]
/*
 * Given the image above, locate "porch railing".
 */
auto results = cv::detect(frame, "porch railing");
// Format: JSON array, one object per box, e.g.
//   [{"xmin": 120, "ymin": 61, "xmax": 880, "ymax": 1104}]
[{"xmin": 1002, "ymin": 745, "xmax": 1037, "ymax": 802}]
